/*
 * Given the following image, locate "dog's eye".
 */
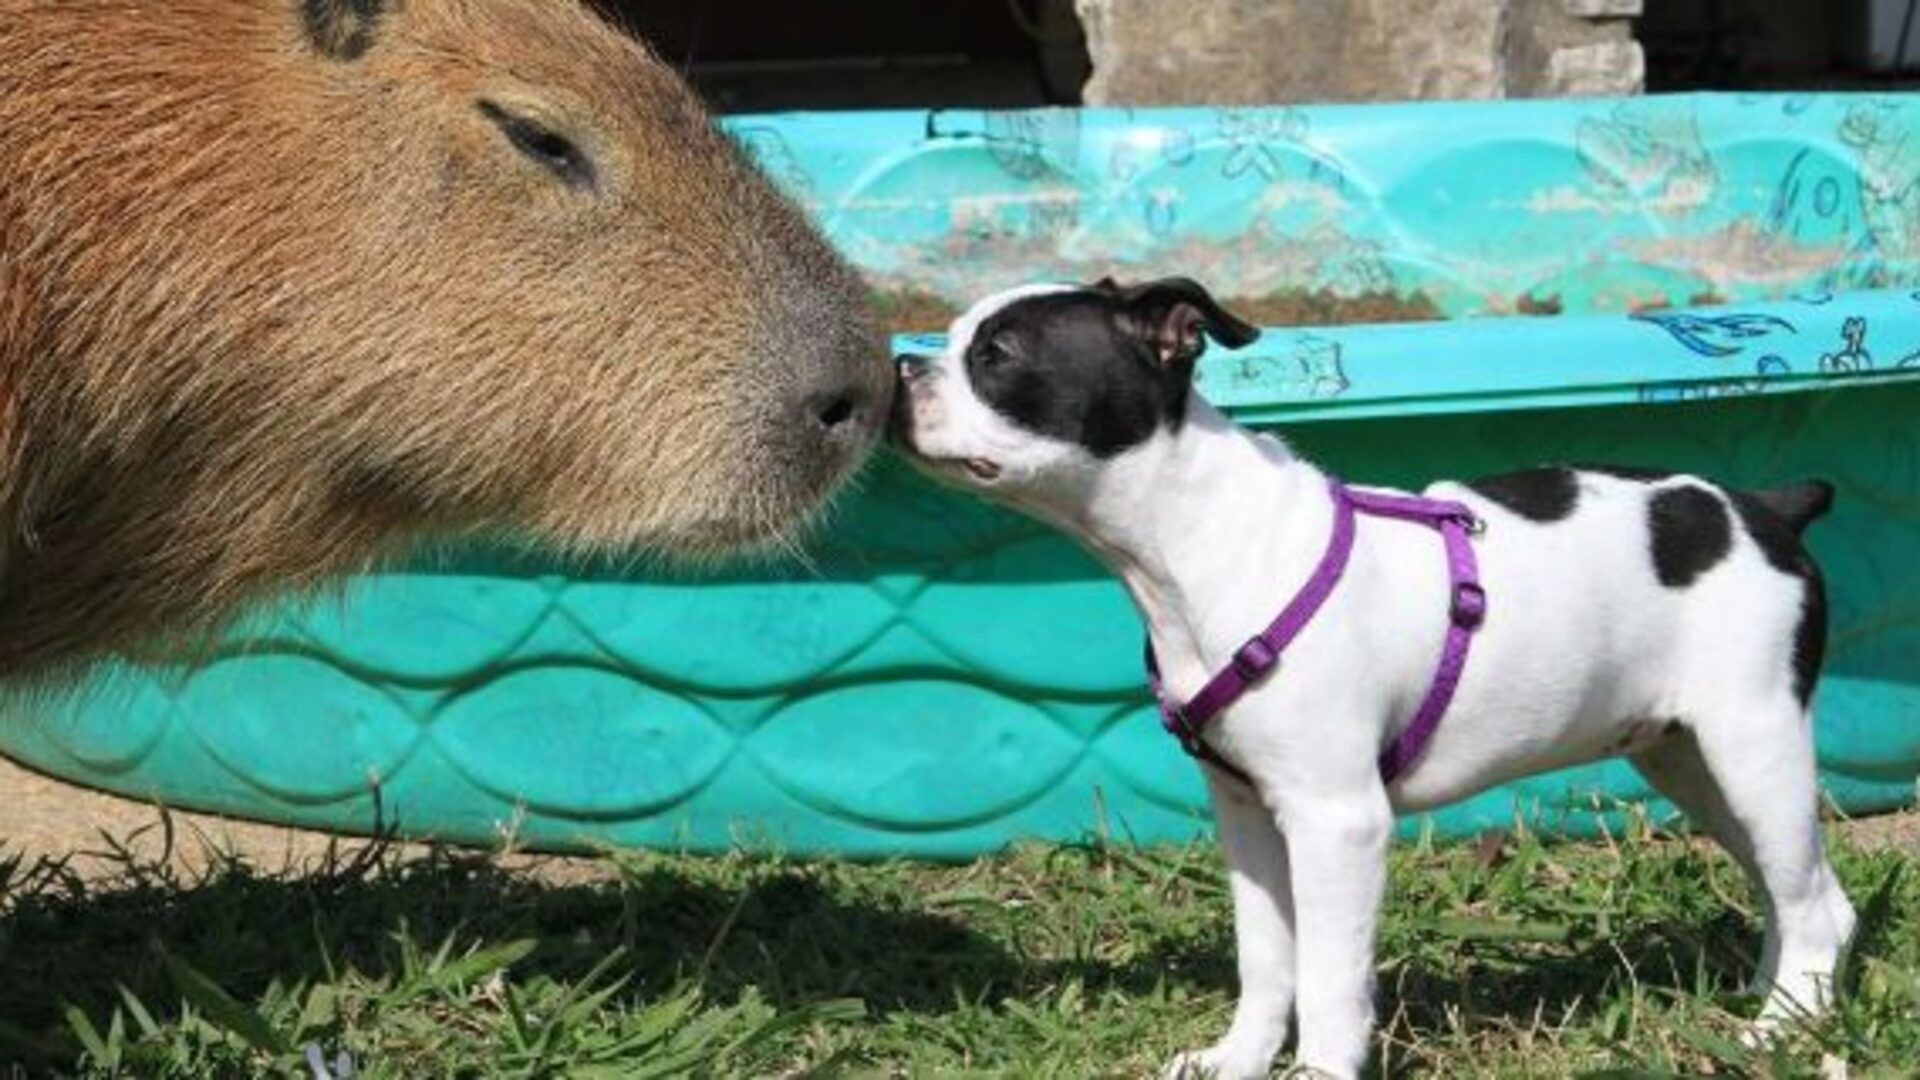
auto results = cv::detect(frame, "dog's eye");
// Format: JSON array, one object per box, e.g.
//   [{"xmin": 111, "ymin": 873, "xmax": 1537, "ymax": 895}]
[
  {"xmin": 479, "ymin": 101, "xmax": 597, "ymax": 191},
  {"xmin": 980, "ymin": 332, "xmax": 1022, "ymax": 365}
]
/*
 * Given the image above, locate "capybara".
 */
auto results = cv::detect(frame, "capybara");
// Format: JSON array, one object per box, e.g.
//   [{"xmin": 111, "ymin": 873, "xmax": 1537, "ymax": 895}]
[{"xmin": 0, "ymin": 0, "xmax": 891, "ymax": 681}]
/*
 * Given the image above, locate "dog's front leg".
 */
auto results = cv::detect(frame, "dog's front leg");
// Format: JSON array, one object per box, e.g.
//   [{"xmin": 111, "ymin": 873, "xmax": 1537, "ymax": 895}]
[
  {"xmin": 1163, "ymin": 773, "xmax": 1295, "ymax": 1080},
  {"xmin": 1278, "ymin": 784, "xmax": 1392, "ymax": 1080}
]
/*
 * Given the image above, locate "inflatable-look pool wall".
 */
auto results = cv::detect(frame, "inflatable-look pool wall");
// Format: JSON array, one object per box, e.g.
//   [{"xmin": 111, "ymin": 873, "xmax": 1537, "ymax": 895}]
[{"xmin": 3, "ymin": 95, "xmax": 1917, "ymax": 857}]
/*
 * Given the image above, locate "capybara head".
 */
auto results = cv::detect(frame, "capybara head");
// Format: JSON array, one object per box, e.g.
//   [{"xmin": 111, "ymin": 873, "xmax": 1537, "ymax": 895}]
[{"xmin": 0, "ymin": 0, "xmax": 890, "ymax": 678}]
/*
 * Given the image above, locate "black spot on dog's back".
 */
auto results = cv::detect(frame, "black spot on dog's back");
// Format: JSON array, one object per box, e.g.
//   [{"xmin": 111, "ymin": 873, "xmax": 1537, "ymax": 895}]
[
  {"xmin": 1468, "ymin": 467, "xmax": 1580, "ymax": 522},
  {"xmin": 1648, "ymin": 486, "xmax": 1733, "ymax": 587}
]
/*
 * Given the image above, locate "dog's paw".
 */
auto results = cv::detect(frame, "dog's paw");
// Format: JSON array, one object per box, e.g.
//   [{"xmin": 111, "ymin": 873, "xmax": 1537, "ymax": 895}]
[
  {"xmin": 1160, "ymin": 1046, "xmax": 1271, "ymax": 1080},
  {"xmin": 1159, "ymin": 1049, "xmax": 1219, "ymax": 1079},
  {"xmin": 1739, "ymin": 1011, "xmax": 1795, "ymax": 1052}
]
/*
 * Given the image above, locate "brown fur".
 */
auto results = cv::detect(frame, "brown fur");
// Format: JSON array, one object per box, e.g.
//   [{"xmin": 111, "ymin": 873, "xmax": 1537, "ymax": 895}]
[{"xmin": 0, "ymin": 0, "xmax": 888, "ymax": 681}]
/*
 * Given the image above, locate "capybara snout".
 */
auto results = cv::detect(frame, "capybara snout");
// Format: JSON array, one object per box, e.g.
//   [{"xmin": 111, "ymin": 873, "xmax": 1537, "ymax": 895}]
[{"xmin": 0, "ymin": 0, "xmax": 889, "ymax": 678}]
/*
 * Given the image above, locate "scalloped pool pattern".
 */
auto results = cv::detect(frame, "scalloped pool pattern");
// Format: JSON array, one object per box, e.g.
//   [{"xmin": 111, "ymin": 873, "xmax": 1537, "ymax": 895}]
[{"xmin": 3, "ymin": 95, "xmax": 1918, "ymax": 857}]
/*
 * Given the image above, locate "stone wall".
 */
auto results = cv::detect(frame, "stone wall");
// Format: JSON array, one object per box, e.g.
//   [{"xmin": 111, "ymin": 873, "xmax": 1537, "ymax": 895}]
[{"xmin": 1073, "ymin": 0, "xmax": 1643, "ymax": 105}]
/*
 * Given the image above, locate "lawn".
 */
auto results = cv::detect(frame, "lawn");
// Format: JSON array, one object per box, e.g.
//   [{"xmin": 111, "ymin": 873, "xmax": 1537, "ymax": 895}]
[{"xmin": 0, "ymin": 812, "xmax": 1914, "ymax": 1078}]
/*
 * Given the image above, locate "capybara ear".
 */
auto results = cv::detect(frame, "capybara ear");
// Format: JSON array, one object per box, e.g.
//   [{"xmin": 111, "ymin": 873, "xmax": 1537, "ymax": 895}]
[{"xmin": 301, "ymin": 0, "xmax": 388, "ymax": 61}]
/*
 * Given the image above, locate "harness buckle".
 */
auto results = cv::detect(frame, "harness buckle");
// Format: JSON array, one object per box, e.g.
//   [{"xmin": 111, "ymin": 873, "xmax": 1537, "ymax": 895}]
[
  {"xmin": 1451, "ymin": 581, "xmax": 1488, "ymax": 629},
  {"xmin": 1230, "ymin": 637, "xmax": 1280, "ymax": 680}
]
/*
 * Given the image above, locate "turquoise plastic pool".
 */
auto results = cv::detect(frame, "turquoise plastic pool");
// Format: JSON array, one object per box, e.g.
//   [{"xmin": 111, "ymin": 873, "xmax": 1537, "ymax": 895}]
[{"xmin": 4, "ymin": 94, "xmax": 1917, "ymax": 856}]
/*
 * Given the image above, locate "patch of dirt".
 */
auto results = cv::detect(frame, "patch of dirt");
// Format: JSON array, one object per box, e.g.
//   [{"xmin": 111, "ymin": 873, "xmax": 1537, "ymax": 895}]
[
  {"xmin": 869, "ymin": 286, "xmax": 1448, "ymax": 334},
  {"xmin": 0, "ymin": 757, "xmax": 611, "ymax": 885},
  {"xmin": 1629, "ymin": 290, "xmax": 1732, "ymax": 314},
  {"xmin": 1842, "ymin": 807, "xmax": 1920, "ymax": 855},
  {"xmin": 1225, "ymin": 288, "xmax": 1445, "ymax": 328},
  {"xmin": 1516, "ymin": 293, "xmax": 1565, "ymax": 316},
  {"xmin": 868, "ymin": 288, "xmax": 962, "ymax": 335},
  {"xmin": 1, "ymin": 756, "xmax": 1910, "ymax": 875},
  {"xmin": 867, "ymin": 285, "xmax": 1750, "ymax": 333}
]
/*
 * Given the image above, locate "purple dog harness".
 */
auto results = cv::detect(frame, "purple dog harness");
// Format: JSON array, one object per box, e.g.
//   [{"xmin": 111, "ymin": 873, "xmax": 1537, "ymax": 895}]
[{"xmin": 1147, "ymin": 475, "xmax": 1487, "ymax": 787}]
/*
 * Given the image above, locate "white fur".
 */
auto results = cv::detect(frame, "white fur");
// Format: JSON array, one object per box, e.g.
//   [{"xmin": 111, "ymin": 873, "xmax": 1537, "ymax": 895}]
[{"xmin": 898, "ymin": 287, "xmax": 1856, "ymax": 1080}]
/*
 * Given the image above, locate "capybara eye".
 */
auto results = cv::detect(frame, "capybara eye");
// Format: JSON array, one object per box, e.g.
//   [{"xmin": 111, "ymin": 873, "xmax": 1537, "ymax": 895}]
[{"xmin": 477, "ymin": 100, "xmax": 596, "ymax": 191}]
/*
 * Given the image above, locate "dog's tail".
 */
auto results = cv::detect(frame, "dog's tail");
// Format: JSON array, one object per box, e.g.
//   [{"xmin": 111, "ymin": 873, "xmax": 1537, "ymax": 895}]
[{"xmin": 1746, "ymin": 480, "xmax": 1835, "ymax": 535}]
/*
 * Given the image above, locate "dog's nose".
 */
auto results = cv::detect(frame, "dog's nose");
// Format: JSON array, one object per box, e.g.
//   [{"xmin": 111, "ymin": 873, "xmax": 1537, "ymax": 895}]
[{"xmin": 895, "ymin": 353, "xmax": 932, "ymax": 382}]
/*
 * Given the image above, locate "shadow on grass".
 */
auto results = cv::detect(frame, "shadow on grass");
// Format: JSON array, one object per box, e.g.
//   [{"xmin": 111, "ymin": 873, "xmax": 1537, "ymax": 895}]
[
  {"xmin": 0, "ymin": 829, "xmax": 1237, "ymax": 1070},
  {"xmin": 1383, "ymin": 911, "xmax": 1759, "ymax": 1027},
  {"xmin": 13, "ymin": 823, "xmax": 1896, "ymax": 1075}
]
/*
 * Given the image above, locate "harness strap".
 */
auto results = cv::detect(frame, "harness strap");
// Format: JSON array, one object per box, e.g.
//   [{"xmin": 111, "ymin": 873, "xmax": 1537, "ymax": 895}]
[
  {"xmin": 1147, "ymin": 477, "xmax": 1485, "ymax": 787},
  {"xmin": 1147, "ymin": 475, "xmax": 1355, "ymax": 735},
  {"xmin": 1344, "ymin": 489, "xmax": 1486, "ymax": 782}
]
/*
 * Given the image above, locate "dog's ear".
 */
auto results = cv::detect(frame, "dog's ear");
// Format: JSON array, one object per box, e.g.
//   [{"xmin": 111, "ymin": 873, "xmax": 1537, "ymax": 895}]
[{"xmin": 1104, "ymin": 277, "xmax": 1260, "ymax": 370}]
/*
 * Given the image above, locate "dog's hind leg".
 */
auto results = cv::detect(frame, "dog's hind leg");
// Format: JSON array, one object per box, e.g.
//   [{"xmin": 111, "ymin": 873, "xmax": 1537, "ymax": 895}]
[
  {"xmin": 1164, "ymin": 774, "xmax": 1297, "ymax": 1080},
  {"xmin": 1629, "ymin": 730, "xmax": 1776, "ymax": 983},
  {"xmin": 1632, "ymin": 703, "xmax": 1855, "ymax": 1034}
]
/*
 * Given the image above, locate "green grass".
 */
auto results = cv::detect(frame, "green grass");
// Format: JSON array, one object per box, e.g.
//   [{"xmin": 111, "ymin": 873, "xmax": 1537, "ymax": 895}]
[{"xmin": 1, "ymin": 813, "xmax": 1915, "ymax": 1078}]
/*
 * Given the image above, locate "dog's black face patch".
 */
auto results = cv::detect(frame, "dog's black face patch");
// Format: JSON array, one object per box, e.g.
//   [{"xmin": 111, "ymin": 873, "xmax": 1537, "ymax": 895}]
[
  {"xmin": 1467, "ymin": 467, "xmax": 1580, "ymax": 522},
  {"xmin": 965, "ymin": 293, "xmax": 1191, "ymax": 458},
  {"xmin": 1648, "ymin": 486, "xmax": 1733, "ymax": 587},
  {"xmin": 1729, "ymin": 491, "xmax": 1827, "ymax": 704}
]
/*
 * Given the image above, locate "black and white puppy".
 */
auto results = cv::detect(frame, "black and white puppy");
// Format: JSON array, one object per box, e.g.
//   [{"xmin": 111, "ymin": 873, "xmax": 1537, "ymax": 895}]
[{"xmin": 891, "ymin": 279, "xmax": 1855, "ymax": 1079}]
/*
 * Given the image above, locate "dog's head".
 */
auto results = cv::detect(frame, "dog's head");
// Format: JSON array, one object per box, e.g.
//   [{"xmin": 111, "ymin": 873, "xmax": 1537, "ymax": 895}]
[{"xmin": 890, "ymin": 278, "xmax": 1258, "ymax": 501}]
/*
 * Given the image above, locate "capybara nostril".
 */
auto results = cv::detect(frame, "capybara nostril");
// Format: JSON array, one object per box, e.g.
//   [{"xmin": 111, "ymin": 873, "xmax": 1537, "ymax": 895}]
[
  {"xmin": 806, "ymin": 383, "xmax": 878, "ymax": 439},
  {"xmin": 815, "ymin": 392, "xmax": 858, "ymax": 431}
]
